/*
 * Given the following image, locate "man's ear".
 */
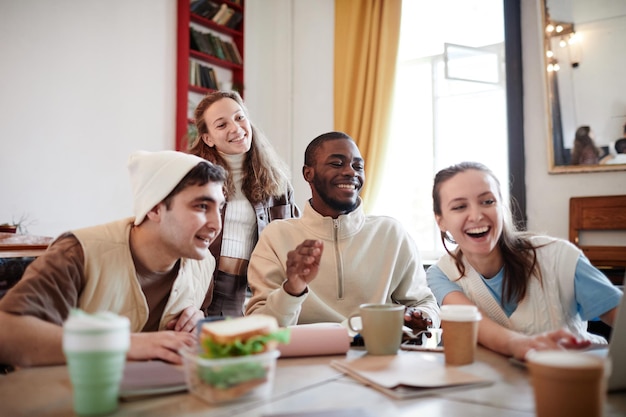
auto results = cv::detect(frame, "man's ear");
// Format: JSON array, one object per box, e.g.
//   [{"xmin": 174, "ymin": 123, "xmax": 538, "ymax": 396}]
[
  {"xmin": 145, "ymin": 203, "xmax": 163, "ymax": 223},
  {"xmin": 302, "ymin": 165, "xmax": 314, "ymax": 183}
]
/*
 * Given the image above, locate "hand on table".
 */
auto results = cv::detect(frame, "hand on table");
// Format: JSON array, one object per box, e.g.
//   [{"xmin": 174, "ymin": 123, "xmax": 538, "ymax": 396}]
[
  {"xmin": 513, "ymin": 328, "xmax": 592, "ymax": 361},
  {"xmin": 404, "ymin": 307, "xmax": 433, "ymax": 333},
  {"xmin": 128, "ymin": 331, "xmax": 196, "ymax": 365},
  {"xmin": 165, "ymin": 306, "xmax": 204, "ymax": 333}
]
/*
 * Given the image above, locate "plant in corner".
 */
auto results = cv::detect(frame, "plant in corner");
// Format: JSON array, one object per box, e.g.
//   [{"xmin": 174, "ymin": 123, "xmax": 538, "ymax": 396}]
[{"xmin": 0, "ymin": 214, "xmax": 33, "ymax": 234}]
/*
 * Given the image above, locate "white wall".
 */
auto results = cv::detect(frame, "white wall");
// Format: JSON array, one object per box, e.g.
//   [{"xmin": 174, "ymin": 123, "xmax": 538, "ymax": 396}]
[
  {"xmin": 0, "ymin": 0, "xmax": 623, "ymax": 241},
  {"xmin": 244, "ymin": 0, "xmax": 334, "ymax": 212},
  {"xmin": 0, "ymin": 0, "xmax": 176, "ymax": 236}
]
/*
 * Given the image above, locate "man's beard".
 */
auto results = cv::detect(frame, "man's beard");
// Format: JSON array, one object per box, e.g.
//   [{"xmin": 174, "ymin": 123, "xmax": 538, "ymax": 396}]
[{"xmin": 312, "ymin": 177, "xmax": 359, "ymax": 213}]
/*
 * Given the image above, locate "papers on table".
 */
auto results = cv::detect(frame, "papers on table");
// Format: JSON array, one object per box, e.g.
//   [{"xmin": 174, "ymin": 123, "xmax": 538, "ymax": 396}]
[{"xmin": 331, "ymin": 351, "xmax": 493, "ymax": 400}]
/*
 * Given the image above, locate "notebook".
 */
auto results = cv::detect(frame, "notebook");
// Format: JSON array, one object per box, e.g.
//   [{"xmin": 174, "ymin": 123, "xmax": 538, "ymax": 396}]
[{"xmin": 118, "ymin": 360, "xmax": 187, "ymax": 400}]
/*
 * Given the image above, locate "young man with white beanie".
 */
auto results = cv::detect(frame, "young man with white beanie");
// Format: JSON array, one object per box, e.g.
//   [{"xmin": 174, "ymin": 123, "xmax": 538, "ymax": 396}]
[{"xmin": 0, "ymin": 150, "xmax": 227, "ymax": 367}]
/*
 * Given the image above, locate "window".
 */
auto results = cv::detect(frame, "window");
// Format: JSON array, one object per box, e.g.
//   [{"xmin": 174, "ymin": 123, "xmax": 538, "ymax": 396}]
[{"xmin": 370, "ymin": 0, "xmax": 509, "ymax": 261}]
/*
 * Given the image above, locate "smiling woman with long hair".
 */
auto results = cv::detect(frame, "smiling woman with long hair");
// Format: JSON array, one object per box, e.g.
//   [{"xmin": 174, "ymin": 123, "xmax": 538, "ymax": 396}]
[
  {"xmin": 427, "ymin": 161, "xmax": 622, "ymax": 360},
  {"xmin": 189, "ymin": 91, "xmax": 300, "ymax": 317}
]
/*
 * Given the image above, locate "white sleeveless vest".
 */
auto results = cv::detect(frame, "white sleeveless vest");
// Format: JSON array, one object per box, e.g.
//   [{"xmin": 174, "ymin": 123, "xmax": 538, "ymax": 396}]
[{"xmin": 436, "ymin": 236, "xmax": 606, "ymax": 344}]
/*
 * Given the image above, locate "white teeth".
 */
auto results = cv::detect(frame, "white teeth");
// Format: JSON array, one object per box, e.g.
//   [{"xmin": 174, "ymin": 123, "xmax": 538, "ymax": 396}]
[
  {"xmin": 466, "ymin": 226, "xmax": 488, "ymax": 234},
  {"xmin": 337, "ymin": 184, "xmax": 356, "ymax": 189}
]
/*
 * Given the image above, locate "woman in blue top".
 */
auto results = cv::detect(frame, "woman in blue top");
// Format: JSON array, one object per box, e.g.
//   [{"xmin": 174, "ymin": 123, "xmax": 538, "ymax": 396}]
[{"xmin": 427, "ymin": 161, "xmax": 622, "ymax": 360}]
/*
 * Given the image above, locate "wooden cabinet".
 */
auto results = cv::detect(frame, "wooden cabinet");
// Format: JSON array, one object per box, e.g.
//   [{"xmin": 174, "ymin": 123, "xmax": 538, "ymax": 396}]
[{"xmin": 175, "ymin": 0, "xmax": 244, "ymax": 151}]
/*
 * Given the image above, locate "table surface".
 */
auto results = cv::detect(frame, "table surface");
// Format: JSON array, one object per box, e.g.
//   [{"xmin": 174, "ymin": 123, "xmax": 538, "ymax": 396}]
[
  {"xmin": 0, "ymin": 232, "xmax": 52, "ymax": 258},
  {"xmin": 1, "ymin": 347, "xmax": 625, "ymax": 417}
]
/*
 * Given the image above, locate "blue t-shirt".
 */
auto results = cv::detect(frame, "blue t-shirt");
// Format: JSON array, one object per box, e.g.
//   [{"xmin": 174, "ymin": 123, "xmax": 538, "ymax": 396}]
[{"xmin": 426, "ymin": 255, "xmax": 622, "ymax": 320}]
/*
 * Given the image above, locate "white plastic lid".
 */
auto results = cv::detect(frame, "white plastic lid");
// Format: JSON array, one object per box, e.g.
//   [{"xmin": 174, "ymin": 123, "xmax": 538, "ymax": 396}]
[
  {"xmin": 440, "ymin": 305, "xmax": 482, "ymax": 322},
  {"xmin": 63, "ymin": 309, "xmax": 130, "ymax": 352},
  {"xmin": 64, "ymin": 310, "xmax": 129, "ymax": 331},
  {"xmin": 526, "ymin": 350, "xmax": 606, "ymax": 369}
]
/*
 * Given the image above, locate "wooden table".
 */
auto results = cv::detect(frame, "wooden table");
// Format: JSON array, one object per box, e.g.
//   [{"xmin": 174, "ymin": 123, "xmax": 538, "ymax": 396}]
[
  {"xmin": 1, "ymin": 347, "xmax": 625, "ymax": 417},
  {"xmin": 0, "ymin": 233, "xmax": 54, "ymax": 299},
  {"xmin": 0, "ymin": 232, "xmax": 53, "ymax": 258}
]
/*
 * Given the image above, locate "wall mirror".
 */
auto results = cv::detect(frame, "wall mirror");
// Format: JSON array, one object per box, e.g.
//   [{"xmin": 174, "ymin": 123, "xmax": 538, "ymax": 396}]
[{"xmin": 543, "ymin": 0, "xmax": 626, "ymax": 173}]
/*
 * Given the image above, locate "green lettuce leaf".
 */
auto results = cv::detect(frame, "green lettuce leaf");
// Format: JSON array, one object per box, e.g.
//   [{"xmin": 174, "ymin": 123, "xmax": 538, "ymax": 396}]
[{"xmin": 200, "ymin": 328, "xmax": 291, "ymax": 359}]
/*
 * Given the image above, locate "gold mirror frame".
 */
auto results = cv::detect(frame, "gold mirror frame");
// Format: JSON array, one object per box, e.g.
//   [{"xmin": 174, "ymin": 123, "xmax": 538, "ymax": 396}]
[{"xmin": 543, "ymin": 0, "xmax": 626, "ymax": 174}]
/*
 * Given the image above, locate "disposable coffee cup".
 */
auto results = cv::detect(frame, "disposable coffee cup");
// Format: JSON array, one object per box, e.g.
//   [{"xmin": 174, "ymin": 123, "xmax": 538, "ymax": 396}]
[
  {"xmin": 440, "ymin": 305, "xmax": 481, "ymax": 365},
  {"xmin": 63, "ymin": 309, "xmax": 130, "ymax": 416},
  {"xmin": 526, "ymin": 350, "xmax": 609, "ymax": 417},
  {"xmin": 348, "ymin": 303, "xmax": 404, "ymax": 355}
]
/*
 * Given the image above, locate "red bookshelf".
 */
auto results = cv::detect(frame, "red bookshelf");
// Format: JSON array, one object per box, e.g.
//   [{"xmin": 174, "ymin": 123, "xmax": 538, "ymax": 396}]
[{"xmin": 175, "ymin": 0, "xmax": 244, "ymax": 151}]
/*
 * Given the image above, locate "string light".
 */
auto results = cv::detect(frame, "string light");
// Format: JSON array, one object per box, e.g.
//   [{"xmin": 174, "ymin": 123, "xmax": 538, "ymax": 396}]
[
  {"xmin": 544, "ymin": 17, "xmax": 578, "ymax": 71},
  {"xmin": 547, "ymin": 58, "xmax": 560, "ymax": 72}
]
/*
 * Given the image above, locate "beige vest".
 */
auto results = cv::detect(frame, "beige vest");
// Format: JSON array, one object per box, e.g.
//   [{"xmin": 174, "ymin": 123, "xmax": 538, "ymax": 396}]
[{"xmin": 72, "ymin": 218, "xmax": 214, "ymax": 332}]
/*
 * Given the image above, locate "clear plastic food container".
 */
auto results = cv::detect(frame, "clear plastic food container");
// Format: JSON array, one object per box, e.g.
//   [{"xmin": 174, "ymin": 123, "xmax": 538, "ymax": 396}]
[{"xmin": 180, "ymin": 346, "xmax": 279, "ymax": 404}]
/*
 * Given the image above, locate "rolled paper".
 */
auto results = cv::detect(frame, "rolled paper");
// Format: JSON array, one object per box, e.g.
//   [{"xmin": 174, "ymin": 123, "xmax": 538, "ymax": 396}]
[{"xmin": 277, "ymin": 323, "xmax": 351, "ymax": 358}]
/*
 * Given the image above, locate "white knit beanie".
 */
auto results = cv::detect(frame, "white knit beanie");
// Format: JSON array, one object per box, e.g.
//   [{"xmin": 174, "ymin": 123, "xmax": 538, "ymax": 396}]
[{"xmin": 128, "ymin": 150, "xmax": 206, "ymax": 225}]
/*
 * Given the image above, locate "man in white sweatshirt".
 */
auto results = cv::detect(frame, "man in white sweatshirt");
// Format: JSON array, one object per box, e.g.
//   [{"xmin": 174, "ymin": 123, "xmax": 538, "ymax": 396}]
[{"xmin": 246, "ymin": 131, "xmax": 439, "ymax": 333}]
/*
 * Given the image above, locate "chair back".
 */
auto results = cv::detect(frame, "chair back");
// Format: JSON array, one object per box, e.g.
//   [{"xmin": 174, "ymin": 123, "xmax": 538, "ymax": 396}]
[{"xmin": 569, "ymin": 195, "xmax": 626, "ymax": 270}]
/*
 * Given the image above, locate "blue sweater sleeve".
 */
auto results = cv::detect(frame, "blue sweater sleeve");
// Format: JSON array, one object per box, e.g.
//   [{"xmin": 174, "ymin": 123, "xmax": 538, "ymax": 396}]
[
  {"xmin": 426, "ymin": 264, "xmax": 464, "ymax": 306},
  {"xmin": 574, "ymin": 255, "xmax": 623, "ymax": 320}
]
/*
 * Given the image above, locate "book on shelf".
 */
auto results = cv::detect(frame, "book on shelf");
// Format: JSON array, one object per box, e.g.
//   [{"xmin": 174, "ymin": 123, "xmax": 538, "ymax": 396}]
[
  {"xmin": 190, "ymin": 27, "xmax": 212, "ymax": 56},
  {"xmin": 189, "ymin": 29, "xmax": 201, "ymax": 53},
  {"xmin": 211, "ymin": 3, "xmax": 230, "ymax": 24},
  {"xmin": 217, "ymin": 6, "xmax": 235, "ymax": 26},
  {"xmin": 201, "ymin": 31, "xmax": 216, "ymax": 56},
  {"xmin": 225, "ymin": 11, "xmax": 243, "ymax": 30},
  {"xmin": 207, "ymin": 32, "xmax": 226, "ymax": 61},
  {"xmin": 191, "ymin": 28, "xmax": 238, "ymax": 66},
  {"xmin": 190, "ymin": 0, "xmax": 220, "ymax": 20},
  {"xmin": 190, "ymin": 0, "xmax": 208, "ymax": 14},
  {"xmin": 218, "ymin": 37, "xmax": 234, "ymax": 63},
  {"xmin": 191, "ymin": 61, "xmax": 218, "ymax": 90},
  {"xmin": 189, "ymin": 27, "xmax": 203, "ymax": 53},
  {"xmin": 330, "ymin": 351, "xmax": 493, "ymax": 400},
  {"xmin": 228, "ymin": 41, "xmax": 243, "ymax": 65},
  {"xmin": 199, "ymin": 65, "xmax": 211, "ymax": 89},
  {"xmin": 208, "ymin": 67, "xmax": 218, "ymax": 90},
  {"xmin": 189, "ymin": 61, "xmax": 198, "ymax": 86},
  {"xmin": 222, "ymin": 41, "xmax": 240, "ymax": 65}
]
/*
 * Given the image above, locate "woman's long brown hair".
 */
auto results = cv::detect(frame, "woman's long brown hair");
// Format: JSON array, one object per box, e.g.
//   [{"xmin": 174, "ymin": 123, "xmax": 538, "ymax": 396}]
[
  {"xmin": 432, "ymin": 161, "xmax": 542, "ymax": 304},
  {"xmin": 188, "ymin": 91, "xmax": 291, "ymax": 204}
]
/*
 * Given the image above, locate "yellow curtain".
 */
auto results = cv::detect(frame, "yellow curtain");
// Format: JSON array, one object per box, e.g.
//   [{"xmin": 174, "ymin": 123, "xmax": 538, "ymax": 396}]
[{"xmin": 334, "ymin": 0, "xmax": 402, "ymax": 211}]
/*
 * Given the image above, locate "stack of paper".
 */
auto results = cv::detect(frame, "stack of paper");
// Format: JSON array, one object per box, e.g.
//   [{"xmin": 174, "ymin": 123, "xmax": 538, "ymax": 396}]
[{"xmin": 331, "ymin": 351, "xmax": 493, "ymax": 400}]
